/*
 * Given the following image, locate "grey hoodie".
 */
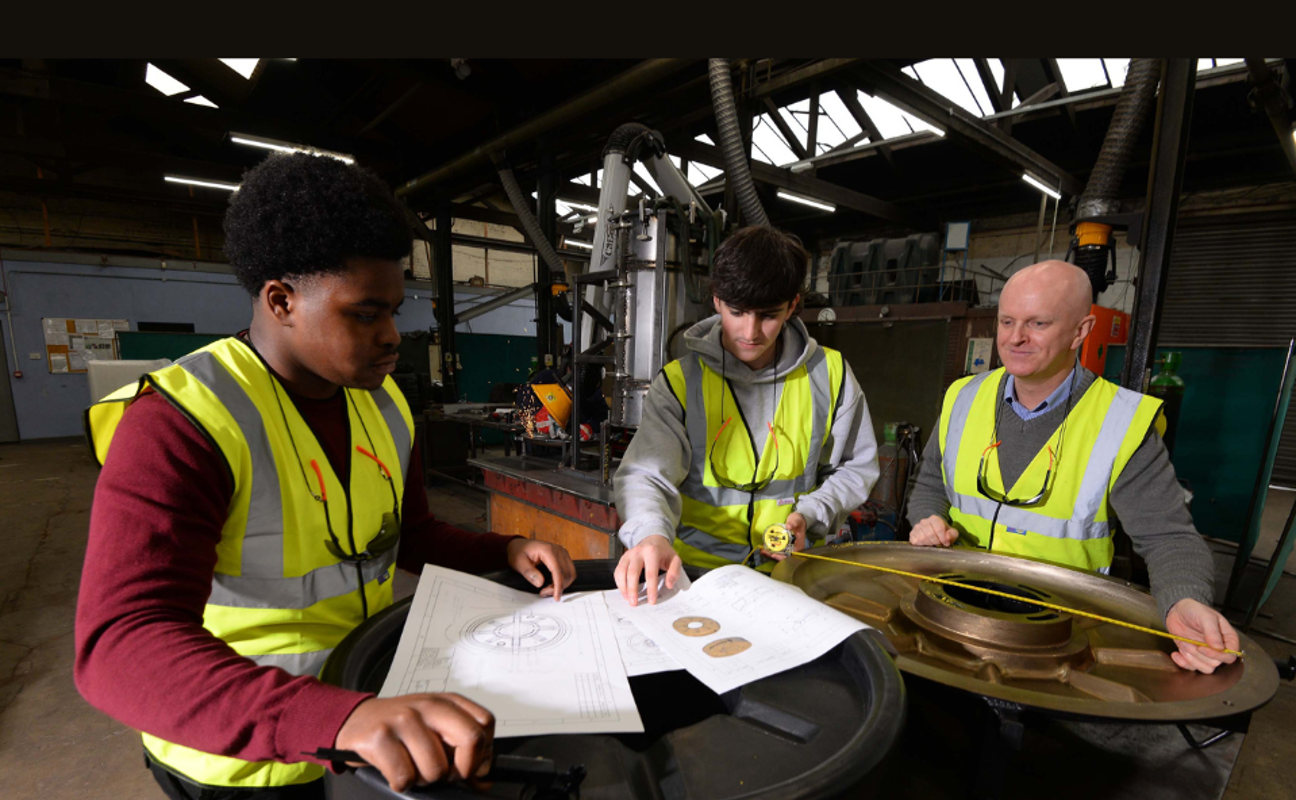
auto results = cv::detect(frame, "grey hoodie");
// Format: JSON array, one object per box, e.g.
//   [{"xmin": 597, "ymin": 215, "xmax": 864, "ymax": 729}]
[{"xmin": 614, "ymin": 315, "xmax": 880, "ymax": 551}]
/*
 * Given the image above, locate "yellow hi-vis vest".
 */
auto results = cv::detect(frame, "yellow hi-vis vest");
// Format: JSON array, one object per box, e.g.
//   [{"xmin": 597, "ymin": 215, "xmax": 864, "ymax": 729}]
[
  {"xmin": 938, "ymin": 368, "xmax": 1163, "ymax": 573},
  {"xmin": 661, "ymin": 347, "xmax": 844, "ymax": 572},
  {"xmin": 85, "ymin": 337, "xmax": 414, "ymax": 789}
]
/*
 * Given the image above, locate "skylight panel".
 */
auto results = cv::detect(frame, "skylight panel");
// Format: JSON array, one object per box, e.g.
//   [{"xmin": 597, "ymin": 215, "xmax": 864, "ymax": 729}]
[
  {"xmin": 954, "ymin": 59, "xmax": 996, "ymax": 116},
  {"xmin": 555, "ymin": 200, "xmax": 575, "ymax": 217},
  {"xmin": 988, "ymin": 59, "xmax": 1006, "ymax": 92},
  {"xmin": 145, "ymin": 63, "xmax": 189, "ymax": 96},
  {"xmin": 908, "ymin": 59, "xmax": 985, "ymax": 116},
  {"xmin": 632, "ymin": 161, "xmax": 663, "ymax": 195},
  {"xmin": 778, "ymin": 100, "xmax": 809, "ymax": 151},
  {"xmin": 570, "ymin": 173, "xmax": 591, "ymax": 186},
  {"xmin": 688, "ymin": 162, "xmax": 722, "ymax": 186},
  {"xmin": 1103, "ymin": 59, "xmax": 1130, "ymax": 89},
  {"xmin": 856, "ymin": 91, "xmax": 943, "ymax": 139},
  {"xmin": 1056, "ymin": 59, "xmax": 1109, "ymax": 91},
  {"xmin": 751, "ymin": 114, "xmax": 801, "ymax": 166},
  {"xmin": 1215, "ymin": 58, "xmax": 1244, "ymax": 67},
  {"xmin": 1197, "ymin": 59, "xmax": 1216, "ymax": 72},
  {"xmin": 219, "ymin": 59, "xmax": 260, "ymax": 79},
  {"xmin": 695, "ymin": 133, "xmax": 715, "ymax": 146},
  {"xmin": 819, "ymin": 92, "xmax": 862, "ymax": 140},
  {"xmin": 184, "ymin": 95, "xmax": 218, "ymax": 108}
]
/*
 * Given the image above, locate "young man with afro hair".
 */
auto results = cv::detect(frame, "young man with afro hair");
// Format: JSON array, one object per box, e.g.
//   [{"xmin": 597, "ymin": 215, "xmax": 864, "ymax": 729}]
[
  {"xmin": 613, "ymin": 225, "xmax": 880, "ymax": 604},
  {"xmin": 78, "ymin": 153, "xmax": 576, "ymax": 798}
]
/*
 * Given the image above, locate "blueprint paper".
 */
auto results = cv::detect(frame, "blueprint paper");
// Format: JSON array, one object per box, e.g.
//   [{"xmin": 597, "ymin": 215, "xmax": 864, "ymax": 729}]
[
  {"xmin": 380, "ymin": 566, "xmax": 643, "ymax": 737},
  {"xmin": 606, "ymin": 565, "xmax": 868, "ymax": 695},
  {"xmin": 609, "ymin": 604, "xmax": 684, "ymax": 676}
]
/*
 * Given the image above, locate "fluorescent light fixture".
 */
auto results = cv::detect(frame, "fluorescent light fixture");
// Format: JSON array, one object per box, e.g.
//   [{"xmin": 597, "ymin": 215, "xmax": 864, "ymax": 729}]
[
  {"xmin": 229, "ymin": 132, "xmax": 355, "ymax": 164},
  {"xmin": 145, "ymin": 63, "xmax": 189, "ymax": 96},
  {"xmin": 219, "ymin": 58, "xmax": 260, "ymax": 79},
  {"xmin": 559, "ymin": 201, "xmax": 599, "ymax": 213},
  {"xmin": 184, "ymin": 95, "xmax": 218, "ymax": 108},
  {"xmin": 1022, "ymin": 173, "xmax": 1062, "ymax": 200},
  {"xmin": 587, "ymin": 215, "xmax": 598, "ymax": 224},
  {"xmin": 165, "ymin": 175, "xmax": 240, "ymax": 192},
  {"xmin": 776, "ymin": 190, "xmax": 836, "ymax": 213},
  {"xmin": 564, "ymin": 239, "xmax": 594, "ymax": 250},
  {"xmin": 788, "ymin": 160, "xmax": 814, "ymax": 174}
]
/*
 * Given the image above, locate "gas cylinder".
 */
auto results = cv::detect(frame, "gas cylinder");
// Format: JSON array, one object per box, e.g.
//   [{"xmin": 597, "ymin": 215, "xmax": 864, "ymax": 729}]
[{"xmin": 1149, "ymin": 352, "xmax": 1186, "ymax": 458}]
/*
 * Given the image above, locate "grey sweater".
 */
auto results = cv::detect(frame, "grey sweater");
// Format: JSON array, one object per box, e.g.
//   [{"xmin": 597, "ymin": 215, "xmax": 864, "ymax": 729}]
[
  {"xmin": 906, "ymin": 367, "xmax": 1215, "ymax": 619},
  {"xmin": 615, "ymin": 316, "xmax": 880, "ymax": 550}
]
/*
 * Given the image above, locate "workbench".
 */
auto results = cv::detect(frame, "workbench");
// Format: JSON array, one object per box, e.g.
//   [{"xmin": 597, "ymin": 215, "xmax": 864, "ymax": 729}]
[
  {"xmin": 470, "ymin": 455, "xmax": 623, "ymax": 559},
  {"xmin": 426, "ymin": 406, "xmax": 525, "ymax": 459}
]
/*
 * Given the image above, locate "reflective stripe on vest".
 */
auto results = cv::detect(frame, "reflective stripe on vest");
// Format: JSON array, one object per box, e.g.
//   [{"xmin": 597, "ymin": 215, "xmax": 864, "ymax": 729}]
[
  {"xmin": 938, "ymin": 368, "xmax": 1162, "ymax": 572},
  {"xmin": 663, "ymin": 347, "xmax": 843, "ymax": 571},
  {"xmin": 86, "ymin": 337, "xmax": 414, "ymax": 788}
]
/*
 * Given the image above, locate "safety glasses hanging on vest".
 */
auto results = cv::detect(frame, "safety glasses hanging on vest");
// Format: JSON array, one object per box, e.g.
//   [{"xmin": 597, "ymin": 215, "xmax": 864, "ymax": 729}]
[
  {"xmin": 709, "ymin": 339, "xmax": 782, "ymax": 493},
  {"xmin": 268, "ymin": 373, "xmax": 401, "ymax": 565},
  {"xmin": 976, "ymin": 365, "xmax": 1077, "ymax": 508}
]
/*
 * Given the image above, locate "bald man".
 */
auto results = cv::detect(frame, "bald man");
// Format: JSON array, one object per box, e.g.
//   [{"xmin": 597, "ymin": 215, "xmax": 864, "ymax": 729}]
[{"xmin": 906, "ymin": 261, "xmax": 1238, "ymax": 674}]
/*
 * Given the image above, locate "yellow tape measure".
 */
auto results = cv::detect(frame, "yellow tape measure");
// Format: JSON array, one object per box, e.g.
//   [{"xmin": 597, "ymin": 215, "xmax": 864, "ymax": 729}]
[
  {"xmin": 790, "ymin": 550, "xmax": 1246, "ymax": 659},
  {"xmin": 763, "ymin": 523, "xmax": 794, "ymax": 556}
]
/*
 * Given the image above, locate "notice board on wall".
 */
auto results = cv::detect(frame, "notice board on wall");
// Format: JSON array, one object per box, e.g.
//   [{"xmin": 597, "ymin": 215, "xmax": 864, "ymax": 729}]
[{"xmin": 42, "ymin": 318, "xmax": 128, "ymax": 373}]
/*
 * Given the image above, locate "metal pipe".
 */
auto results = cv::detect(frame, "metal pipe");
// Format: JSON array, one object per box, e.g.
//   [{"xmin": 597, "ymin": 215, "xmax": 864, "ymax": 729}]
[
  {"xmin": 1121, "ymin": 59, "xmax": 1196, "ymax": 395},
  {"xmin": 396, "ymin": 59, "xmax": 695, "ymax": 198},
  {"xmin": 453, "ymin": 283, "xmax": 538, "ymax": 325}
]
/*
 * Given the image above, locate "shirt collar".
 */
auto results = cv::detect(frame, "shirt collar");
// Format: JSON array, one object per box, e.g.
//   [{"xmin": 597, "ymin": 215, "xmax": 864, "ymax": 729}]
[{"xmin": 1003, "ymin": 369, "xmax": 1075, "ymax": 414}]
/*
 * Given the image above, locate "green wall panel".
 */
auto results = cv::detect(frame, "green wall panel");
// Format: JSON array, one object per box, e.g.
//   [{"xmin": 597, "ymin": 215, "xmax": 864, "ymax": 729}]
[
  {"xmin": 1105, "ymin": 345, "xmax": 1287, "ymax": 542},
  {"xmin": 456, "ymin": 333, "xmax": 537, "ymax": 444}
]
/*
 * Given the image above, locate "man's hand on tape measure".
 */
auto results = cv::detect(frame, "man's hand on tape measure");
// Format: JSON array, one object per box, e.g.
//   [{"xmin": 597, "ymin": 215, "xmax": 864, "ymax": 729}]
[{"xmin": 910, "ymin": 515, "xmax": 959, "ymax": 547}]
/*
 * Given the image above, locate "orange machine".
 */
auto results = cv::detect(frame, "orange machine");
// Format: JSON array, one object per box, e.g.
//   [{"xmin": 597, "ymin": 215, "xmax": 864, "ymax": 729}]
[{"xmin": 1081, "ymin": 304, "xmax": 1129, "ymax": 375}]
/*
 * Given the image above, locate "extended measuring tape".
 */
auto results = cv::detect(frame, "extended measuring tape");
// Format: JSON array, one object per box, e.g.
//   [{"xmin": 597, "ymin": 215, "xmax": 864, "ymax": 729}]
[{"xmin": 788, "ymin": 549, "xmax": 1246, "ymax": 659}]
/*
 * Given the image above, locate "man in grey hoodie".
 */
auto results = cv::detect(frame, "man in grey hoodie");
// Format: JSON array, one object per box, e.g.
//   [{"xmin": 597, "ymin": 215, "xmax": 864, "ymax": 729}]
[{"xmin": 612, "ymin": 226, "xmax": 880, "ymax": 605}]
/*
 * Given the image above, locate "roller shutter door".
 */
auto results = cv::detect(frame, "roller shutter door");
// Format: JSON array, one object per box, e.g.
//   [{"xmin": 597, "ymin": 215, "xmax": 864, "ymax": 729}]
[{"xmin": 1158, "ymin": 212, "xmax": 1296, "ymax": 485}]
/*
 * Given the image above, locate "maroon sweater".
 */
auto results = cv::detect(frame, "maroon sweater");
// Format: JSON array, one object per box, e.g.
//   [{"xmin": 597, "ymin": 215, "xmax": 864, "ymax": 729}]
[{"xmin": 75, "ymin": 387, "xmax": 517, "ymax": 769}]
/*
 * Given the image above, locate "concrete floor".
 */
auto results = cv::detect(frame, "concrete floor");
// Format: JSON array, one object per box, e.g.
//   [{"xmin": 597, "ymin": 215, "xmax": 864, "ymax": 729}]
[{"xmin": 1, "ymin": 439, "xmax": 1293, "ymax": 799}]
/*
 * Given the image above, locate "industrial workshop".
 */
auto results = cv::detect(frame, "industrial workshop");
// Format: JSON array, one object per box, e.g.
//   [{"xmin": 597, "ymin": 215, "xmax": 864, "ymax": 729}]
[{"xmin": 2, "ymin": 57, "xmax": 1296, "ymax": 800}]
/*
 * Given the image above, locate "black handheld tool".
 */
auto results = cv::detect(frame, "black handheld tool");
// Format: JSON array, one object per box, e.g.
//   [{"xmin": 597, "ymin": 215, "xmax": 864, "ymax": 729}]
[{"xmin": 303, "ymin": 749, "xmax": 586, "ymax": 799}]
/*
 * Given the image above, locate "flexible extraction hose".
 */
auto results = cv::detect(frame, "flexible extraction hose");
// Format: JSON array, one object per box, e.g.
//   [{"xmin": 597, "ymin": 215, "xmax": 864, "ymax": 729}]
[
  {"xmin": 1072, "ymin": 58, "xmax": 1162, "ymax": 298},
  {"xmin": 1076, "ymin": 58, "xmax": 1163, "ymax": 221},
  {"xmin": 496, "ymin": 160, "xmax": 575, "ymax": 282},
  {"xmin": 708, "ymin": 58, "xmax": 769, "ymax": 227}
]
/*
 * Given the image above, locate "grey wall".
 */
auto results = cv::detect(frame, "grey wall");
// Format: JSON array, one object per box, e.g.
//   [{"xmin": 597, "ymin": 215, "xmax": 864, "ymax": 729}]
[{"xmin": 0, "ymin": 251, "xmax": 549, "ymax": 440}]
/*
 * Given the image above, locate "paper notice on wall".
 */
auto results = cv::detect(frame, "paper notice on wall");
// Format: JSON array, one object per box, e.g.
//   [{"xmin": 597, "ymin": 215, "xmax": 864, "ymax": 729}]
[
  {"xmin": 42, "ymin": 318, "xmax": 123, "ymax": 373},
  {"xmin": 82, "ymin": 337, "xmax": 116, "ymax": 361},
  {"xmin": 42, "ymin": 319, "xmax": 69, "ymax": 347}
]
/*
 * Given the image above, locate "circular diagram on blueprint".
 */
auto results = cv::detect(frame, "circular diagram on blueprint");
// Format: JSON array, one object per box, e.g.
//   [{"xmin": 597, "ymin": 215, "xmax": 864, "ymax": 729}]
[
  {"xmin": 462, "ymin": 610, "xmax": 571, "ymax": 653},
  {"xmin": 627, "ymin": 632, "xmax": 662, "ymax": 657}
]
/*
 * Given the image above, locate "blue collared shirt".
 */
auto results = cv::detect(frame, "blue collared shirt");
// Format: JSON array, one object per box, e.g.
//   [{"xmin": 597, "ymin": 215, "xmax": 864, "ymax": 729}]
[{"xmin": 1003, "ymin": 370, "xmax": 1075, "ymax": 421}]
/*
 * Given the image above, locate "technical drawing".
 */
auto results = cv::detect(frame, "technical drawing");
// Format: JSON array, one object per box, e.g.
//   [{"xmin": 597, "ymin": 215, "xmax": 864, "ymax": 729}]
[
  {"xmin": 626, "ymin": 632, "xmax": 662, "ymax": 657},
  {"xmin": 462, "ymin": 609, "xmax": 571, "ymax": 653}
]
